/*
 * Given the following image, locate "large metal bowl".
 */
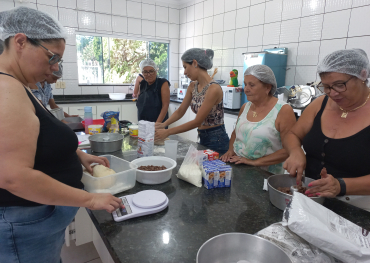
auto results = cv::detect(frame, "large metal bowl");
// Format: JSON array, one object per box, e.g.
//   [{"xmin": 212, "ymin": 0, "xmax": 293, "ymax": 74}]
[
  {"xmin": 267, "ymin": 174, "xmax": 324, "ymax": 211},
  {"xmin": 197, "ymin": 233, "xmax": 292, "ymax": 263},
  {"xmin": 89, "ymin": 133, "xmax": 123, "ymax": 153}
]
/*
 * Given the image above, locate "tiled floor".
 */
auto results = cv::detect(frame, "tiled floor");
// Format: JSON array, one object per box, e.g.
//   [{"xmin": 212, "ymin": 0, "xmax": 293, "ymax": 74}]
[{"xmin": 61, "ymin": 241, "xmax": 102, "ymax": 263}]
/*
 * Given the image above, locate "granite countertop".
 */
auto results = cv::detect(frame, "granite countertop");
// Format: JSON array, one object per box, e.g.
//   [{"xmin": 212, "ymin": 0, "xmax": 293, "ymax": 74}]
[{"xmin": 86, "ymin": 135, "xmax": 370, "ymax": 263}]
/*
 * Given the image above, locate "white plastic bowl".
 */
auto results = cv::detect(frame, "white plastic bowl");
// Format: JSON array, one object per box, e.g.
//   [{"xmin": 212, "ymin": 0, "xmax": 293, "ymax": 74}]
[
  {"xmin": 109, "ymin": 93, "xmax": 126, "ymax": 100},
  {"xmin": 131, "ymin": 156, "xmax": 177, "ymax": 185}
]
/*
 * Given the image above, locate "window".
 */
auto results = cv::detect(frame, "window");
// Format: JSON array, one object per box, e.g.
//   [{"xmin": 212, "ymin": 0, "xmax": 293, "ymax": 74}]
[{"xmin": 76, "ymin": 34, "xmax": 169, "ymax": 85}]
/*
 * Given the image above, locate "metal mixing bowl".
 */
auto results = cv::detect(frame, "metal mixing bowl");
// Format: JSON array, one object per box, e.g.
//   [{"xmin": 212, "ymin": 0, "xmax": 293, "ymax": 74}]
[
  {"xmin": 267, "ymin": 174, "xmax": 324, "ymax": 211},
  {"xmin": 197, "ymin": 233, "xmax": 292, "ymax": 263},
  {"xmin": 89, "ymin": 133, "xmax": 123, "ymax": 153}
]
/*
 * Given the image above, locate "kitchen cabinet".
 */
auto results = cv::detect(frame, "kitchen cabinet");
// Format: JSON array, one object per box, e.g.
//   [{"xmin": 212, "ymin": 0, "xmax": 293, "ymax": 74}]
[{"xmin": 68, "ymin": 105, "xmax": 97, "ymax": 120}]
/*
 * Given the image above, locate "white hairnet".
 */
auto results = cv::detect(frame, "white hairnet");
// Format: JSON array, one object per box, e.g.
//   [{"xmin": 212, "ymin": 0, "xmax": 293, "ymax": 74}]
[
  {"xmin": 181, "ymin": 48, "xmax": 214, "ymax": 70},
  {"xmin": 0, "ymin": 7, "xmax": 66, "ymax": 41},
  {"xmin": 52, "ymin": 63, "xmax": 63, "ymax": 78},
  {"xmin": 317, "ymin": 49, "xmax": 370, "ymax": 81},
  {"xmin": 139, "ymin": 58, "xmax": 157, "ymax": 72},
  {"xmin": 244, "ymin": 65, "xmax": 277, "ymax": 95}
]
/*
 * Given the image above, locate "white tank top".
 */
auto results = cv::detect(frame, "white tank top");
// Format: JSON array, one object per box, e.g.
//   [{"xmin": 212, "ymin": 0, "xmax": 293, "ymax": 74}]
[{"xmin": 233, "ymin": 100, "xmax": 287, "ymax": 174}]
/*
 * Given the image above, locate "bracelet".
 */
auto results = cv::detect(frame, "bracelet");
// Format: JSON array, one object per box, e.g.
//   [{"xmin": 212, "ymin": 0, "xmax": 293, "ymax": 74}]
[{"xmin": 336, "ymin": 178, "xmax": 346, "ymax": 196}]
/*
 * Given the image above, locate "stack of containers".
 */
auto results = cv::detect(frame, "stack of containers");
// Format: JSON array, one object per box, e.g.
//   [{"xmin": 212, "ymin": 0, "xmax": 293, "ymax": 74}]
[{"xmin": 202, "ymin": 158, "xmax": 232, "ymax": 189}]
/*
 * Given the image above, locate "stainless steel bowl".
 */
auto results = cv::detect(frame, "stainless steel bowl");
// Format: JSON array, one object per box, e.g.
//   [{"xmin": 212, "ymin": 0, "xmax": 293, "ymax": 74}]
[
  {"xmin": 197, "ymin": 233, "xmax": 292, "ymax": 263},
  {"xmin": 89, "ymin": 133, "xmax": 123, "ymax": 153},
  {"xmin": 62, "ymin": 116, "xmax": 84, "ymax": 130},
  {"xmin": 267, "ymin": 174, "xmax": 324, "ymax": 211}
]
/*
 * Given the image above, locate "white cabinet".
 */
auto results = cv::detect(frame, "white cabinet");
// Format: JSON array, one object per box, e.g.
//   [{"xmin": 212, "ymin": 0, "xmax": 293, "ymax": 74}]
[
  {"xmin": 224, "ymin": 114, "xmax": 238, "ymax": 138},
  {"xmin": 68, "ymin": 105, "xmax": 97, "ymax": 119}
]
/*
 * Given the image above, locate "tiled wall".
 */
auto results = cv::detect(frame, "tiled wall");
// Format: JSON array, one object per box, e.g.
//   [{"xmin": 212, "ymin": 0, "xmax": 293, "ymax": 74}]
[
  {"xmin": 178, "ymin": 0, "xmax": 370, "ymax": 87},
  {"xmin": 0, "ymin": 0, "xmax": 181, "ymax": 95}
]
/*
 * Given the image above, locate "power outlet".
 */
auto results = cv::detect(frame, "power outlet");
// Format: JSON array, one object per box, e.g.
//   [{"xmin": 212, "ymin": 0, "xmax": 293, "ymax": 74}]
[
  {"xmin": 174, "ymin": 83, "xmax": 178, "ymax": 89},
  {"xmin": 55, "ymin": 81, "xmax": 61, "ymax": 89},
  {"xmin": 60, "ymin": 81, "xmax": 66, "ymax": 89}
]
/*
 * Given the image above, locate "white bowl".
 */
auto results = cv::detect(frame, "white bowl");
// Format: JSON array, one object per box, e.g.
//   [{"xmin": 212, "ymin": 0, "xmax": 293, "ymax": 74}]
[
  {"xmin": 131, "ymin": 156, "xmax": 177, "ymax": 185},
  {"xmin": 109, "ymin": 93, "xmax": 126, "ymax": 100}
]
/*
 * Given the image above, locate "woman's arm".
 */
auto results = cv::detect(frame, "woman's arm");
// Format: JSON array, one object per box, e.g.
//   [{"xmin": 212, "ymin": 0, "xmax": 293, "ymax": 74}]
[
  {"xmin": 133, "ymin": 75, "xmax": 143, "ymax": 98},
  {"xmin": 156, "ymin": 82, "xmax": 170, "ymax": 123}
]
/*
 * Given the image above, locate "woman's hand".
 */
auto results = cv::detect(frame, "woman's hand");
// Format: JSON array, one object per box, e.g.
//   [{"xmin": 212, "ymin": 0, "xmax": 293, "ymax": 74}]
[
  {"xmin": 155, "ymin": 129, "xmax": 170, "ymax": 141},
  {"xmin": 220, "ymin": 150, "xmax": 236, "ymax": 162},
  {"xmin": 283, "ymin": 148, "xmax": 306, "ymax": 184},
  {"xmin": 77, "ymin": 150, "xmax": 110, "ymax": 174},
  {"xmin": 87, "ymin": 193, "xmax": 123, "ymax": 213},
  {"xmin": 228, "ymin": 155, "xmax": 257, "ymax": 166},
  {"xmin": 155, "ymin": 122, "xmax": 166, "ymax": 130},
  {"xmin": 305, "ymin": 167, "xmax": 341, "ymax": 198}
]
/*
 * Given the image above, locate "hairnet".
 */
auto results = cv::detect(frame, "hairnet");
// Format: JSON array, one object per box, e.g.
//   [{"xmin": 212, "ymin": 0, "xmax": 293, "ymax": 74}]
[
  {"xmin": 0, "ymin": 39, "xmax": 3, "ymax": 55},
  {"xmin": 52, "ymin": 63, "xmax": 63, "ymax": 78},
  {"xmin": 244, "ymin": 65, "xmax": 277, "ymax": 95},
  {"xmin": 139, "ymin": 58, "xmax": 157, "ymax": 72},
  {"xmin": 317, "ymin": 49, "xmax": 370, "ymax": 81},
  {"xmin": 181, "ymin": 48, "xmax": 214, "ymax": 70},
  {"xmin": 0, "ymin": 7, "xmax": 66, "ymax": 41}
]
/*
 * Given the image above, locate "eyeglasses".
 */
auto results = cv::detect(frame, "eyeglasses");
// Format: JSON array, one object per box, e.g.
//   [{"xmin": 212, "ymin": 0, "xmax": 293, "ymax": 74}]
[
  {"xmin": 28, "ymin": 38, "xmax": 63, "ymax": 65},
  {"xmin": 317, "ymin": 76, "xmax": 355, "ymax": 94},
  {"xmin": 142, "ymin": 70, "xmax": 156, "ymax": 75}
]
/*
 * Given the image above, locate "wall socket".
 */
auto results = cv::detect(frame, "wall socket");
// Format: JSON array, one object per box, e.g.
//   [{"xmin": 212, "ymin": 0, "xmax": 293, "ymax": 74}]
[{"xmin": 55, "ymin": 81, "xmax": 66, "ymax": 89}]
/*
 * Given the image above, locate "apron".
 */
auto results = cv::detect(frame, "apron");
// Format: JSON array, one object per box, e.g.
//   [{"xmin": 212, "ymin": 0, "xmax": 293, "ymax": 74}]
[
  {"xmin": 136, "ymin": 78, "xmax": 168, "ymax": 123},
  {"xmin": 336, "ymin": 196, "xmax": 370, "ymax": 212}
]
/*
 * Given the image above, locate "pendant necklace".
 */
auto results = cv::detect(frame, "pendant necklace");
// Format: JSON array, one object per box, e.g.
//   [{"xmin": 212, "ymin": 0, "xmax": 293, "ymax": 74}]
[
  {"xmin": 339, "ymin": 92, "xmax": 370, "ymax": 118},
  {"xmin": 251, "ymin": 104, "xmax": 262, "ymax": 118}
]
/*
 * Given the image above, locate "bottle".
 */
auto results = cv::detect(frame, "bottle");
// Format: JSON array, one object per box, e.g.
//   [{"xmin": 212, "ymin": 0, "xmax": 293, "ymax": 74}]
[{"xmin": 84, "ymin": 106, "xmax": 93, "ymax": 134}]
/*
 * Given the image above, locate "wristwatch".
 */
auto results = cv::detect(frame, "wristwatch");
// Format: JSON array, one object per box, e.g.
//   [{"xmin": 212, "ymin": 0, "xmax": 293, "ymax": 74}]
[{"xmin": 336, "ymin": 178, "xmax": 346, "ymax": 196}]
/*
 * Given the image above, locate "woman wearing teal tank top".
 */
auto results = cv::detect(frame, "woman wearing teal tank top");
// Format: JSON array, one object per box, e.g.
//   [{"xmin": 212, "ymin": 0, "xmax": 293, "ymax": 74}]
[{"xmin": 220, "ymin": 65, "xmax": 296, "ymax": 174}]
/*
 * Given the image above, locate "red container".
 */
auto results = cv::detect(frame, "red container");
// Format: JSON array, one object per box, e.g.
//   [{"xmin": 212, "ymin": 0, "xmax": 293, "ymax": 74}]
[{"xmin": 81, "ymin": 119, "xmax": 105, "ymax": 128}]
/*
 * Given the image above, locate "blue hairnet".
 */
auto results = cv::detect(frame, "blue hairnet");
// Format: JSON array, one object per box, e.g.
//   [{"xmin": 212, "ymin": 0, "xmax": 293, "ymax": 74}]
[
  {"xmin": 244, "ymin": 65, "xmax": 277, "ymax": 95},
  {"xmin": 181, "ymin": 48, "xmax": 214, "ymax": 70}
]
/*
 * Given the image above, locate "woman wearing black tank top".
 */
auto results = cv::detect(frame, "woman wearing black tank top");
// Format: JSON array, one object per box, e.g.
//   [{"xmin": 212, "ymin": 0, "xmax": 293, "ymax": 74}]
[
  {"xmin": 0, "ymin": 7, "xmax": 122, "ymax": 263},
  {"xmin": 283, "ymin": 49, "xmax": 370, "ymax": 211}
]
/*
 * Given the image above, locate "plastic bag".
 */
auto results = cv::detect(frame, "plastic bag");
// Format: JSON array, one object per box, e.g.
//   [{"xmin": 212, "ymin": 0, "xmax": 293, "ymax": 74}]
[
  {"xmin": 101, "ymin": 111, "xmax": 120, "ymax": 132},
  {"xmin": 283, "ymin": 193, "xmax": 370, "ymax": 263},
  {"xmin": 177, "ymin": 144, "xmax": 202, "ymax": 187}
]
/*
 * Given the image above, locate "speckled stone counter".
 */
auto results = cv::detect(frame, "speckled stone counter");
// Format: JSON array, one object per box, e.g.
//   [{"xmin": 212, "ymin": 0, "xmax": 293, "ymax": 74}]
[
  {"xmin": 86, "ymin": 135, "xmax": 370, "ymax": 263},
  {"xmin": 54, "ymin": 94, "xmax": 135, "ymax": 104}
]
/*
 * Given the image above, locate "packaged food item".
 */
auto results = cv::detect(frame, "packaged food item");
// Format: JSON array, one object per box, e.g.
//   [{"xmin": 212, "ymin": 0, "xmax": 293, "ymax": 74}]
[
  {"xmin": 218, "ymin": 166, "xmax": 232, "ymax": 188},
  {"xmin": 202, "ymin": 160, "xmax": 232, "ymax": 189},
  {"xmin": 203, "ymin": 168, "xmax": 219, "ymax": 189},
  {"xmin": 88, "ymin": 124, "xmax": 103, "ymax": 135},
  {"xmin": 198, "ymin": 151, "xmax": 208, "ymax": 165},
  {"xmin": 137, "ymin": 120, "xmax": 155, "ymax": 158},
  {"xmin": 203, "ymin": 150, "xmax": 219, "ymax": 161},
  {"xmin": 177, "ymin": 144, "xmax": 202, "ymax": 187},
  {"xmin": 108, "ymin": 117, "xmax": 119, "ymax": 133},
  {"xmin": 128, "ymin": 124, "xmax": 138, "ymax": 137},
  {"xmin": 101, "ymin": 111, "xmax": 120, "ymax": 132}
]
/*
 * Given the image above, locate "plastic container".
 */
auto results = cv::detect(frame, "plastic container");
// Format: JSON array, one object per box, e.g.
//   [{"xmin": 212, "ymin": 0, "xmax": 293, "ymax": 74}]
[
  {"xmin": 109, "ymin": 93, "xmax": 126, "ymax": 100},
  {"xmin": 88, "ymin": 125, "xmax": 103, "ymax": 135},
  {"xmin": 82, "ymin": 119, "xmax": 105, "ymax": 128},
  {"xmin": 84, "ymin": 106, "xmax": 93, "ymax": 134},
  {"xmin": 81, "ymin": 155, "xmax": 137, "ymax": 194},
  {"xmin": 128, "ymin": 124, "xmax": 139, "ymax": 137},
  {"xmin": 131, "ymin": 156, "xmax": 177, "ymax": 185}
]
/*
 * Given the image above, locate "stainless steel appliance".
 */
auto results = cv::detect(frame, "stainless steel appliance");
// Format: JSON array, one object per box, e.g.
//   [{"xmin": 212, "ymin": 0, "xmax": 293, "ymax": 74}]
[{"xmin": 221, "ymin": 86, "xmax": 242, "ymax": 109}]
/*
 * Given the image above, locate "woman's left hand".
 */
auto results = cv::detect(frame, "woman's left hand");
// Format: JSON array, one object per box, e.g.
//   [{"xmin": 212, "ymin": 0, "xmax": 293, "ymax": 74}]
[
  {"xmin": 228, "ymin": 155, "xmax": 257, "ymax": 166},
  {"xmin": 155, "ymin": 129, "xmax": 170, "ymax": 141},
  {"xmin": 305, "ymin": 167, "xmax": 341, "ymax": 198},
  {"xmin": 77, "ymin": 150, "xmax": 110, "ymax": 174}
]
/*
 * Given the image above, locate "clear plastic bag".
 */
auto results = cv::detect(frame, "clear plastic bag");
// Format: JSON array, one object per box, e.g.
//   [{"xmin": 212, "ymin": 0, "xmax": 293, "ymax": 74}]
[{"xmin": 177, "ymin": 144, "xmax": 202, "ymax": 187}]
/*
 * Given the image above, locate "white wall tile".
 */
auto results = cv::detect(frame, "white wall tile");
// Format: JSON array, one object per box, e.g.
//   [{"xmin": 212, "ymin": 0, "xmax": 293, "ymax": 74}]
[
  {"xmin": 299, "ymin": 14, "xmax": 323, "ymax": 42},
  {"xmin": 346, "ymin": 36, "xmax": 370, "ymax": 59},
  {"xmin": 283, "ymin": 42, "xmax": 299, "ymax": 65},
  {"xmin": 142, "ymin": 3, "xmax": 155, "ymax": 21},
  {"xmin": 186, "ymin": 37, "xmax": 194, "ymax": 49},
  {"xmin": 0, "ymin": 0, "xmax": 14, "ymax": 12},
  {"xmin": 235, "ymin": 27, "xmax": 248, "ymax": 48},
  {"xmin": 301, "ymin": 0, "xmax": 325, "ymax": 16},
  {"xmin": 236, "ymin": 7, "xmax": 249, "ymax": 29},
  {"xmin": 58, "ymin": 0, "xmax": 76, "ymax": 9},
  {"xmin": 113, "ymin": 86, "xmax": 129, "ymax": 93},
  {"xmin": 180, "ymin": 8, "xmax": 187, "ymax": 24},
  {"xmin": 78, "ymin": 11, "xmax": 95, "ymax": 30},
  {"xmin": 63, "ymin": 45, "xmax": 77, "ymax": 63},
  {"xmin": 203, "ymin": 34, "xmax": 213, "ymax": 49},
  {"xmin": 213, "ymin": 49, "xmax": 223, "ymax": 68},
  {"xmin": 37, "ymin": 4, "xmax": 58, "ymax": 20},
  {"xmin": 63, "ymin": 63, "xmax": 78, "ymax": 80},
  {"xmin": 348, "ymin": 6, "xmax": 370, "ymax": 37},
  {"xmin": 128, "ymin": 18, "xmax": 142, "ymax": 34},
  {"xmin": 64, "ymin": 81, "xmax": 82, "ymax": 95},
  {"xmin": 194, "ymin": 19, "xmax": 204, "ymax": 36},
  {"xmin": 203, "ymin": 17, "xmax": 213, "ymax": 35},
  {"xmin": 204, "ymin": 0, "xmax": 214, "ymax": 18},
  {"xmin": 187, "ymin": 5, "xmax": 195, "ymax": 22},
  {"xmin": 38, "ymin": 0, "xmax": 57, "ymax": 6},
  {"xmin": 64, "ymin": 27, "xmax": 77, "ymax": 46},
  {"xmin": 95, "ymin": 0, "xmax": 112, "ymax": 14},
  {"xmin": 82, "ymin": 86, "xmax": 99, "ymax": 94},
  {"xmin": 282, "ymin": 0, "xmax": 303, "ymax": 20},
  {"xmin": 285, "ymin": 67, "xmax": 296, "ymax": 85},
  {"xmin": 186, "ymin": 21, "xmax": 195, "ymax": 38},
  {"xmin": 194, "ymin": 35, "xmax": 203, "ymax": 48},
  {"xmin": 249, "ymin": 3, "xmax": 265, "ymax": 26},
  {"xmin": 223, "ymin": 30, "xmax": 235, "ymax": 49},
  {"xmin": 170, "ymin": 54, "xmax": 179, "ymax": 70},
  {"xmin": 352, "ymin": 0, "xmax": 370, "ymax": 7},
  {"xmin": 156, "ymin": 6, "xmax": 169, "ymax": 23},
  {"xmin": 178, "ymin": 54, "xmax": 183, "ymax": 67},
  {"xmin": 224, "ymin": 11, "xmax": 236, "ymax": 31},
  {"xmin": 169, "ymin": 8, "xmax": 180, "ymax": 24},
  {"xmin": 222, "ymin": 49, "xmax": 234, "ymax": 67},
  {"xmin": 280, "ymin": 18, "xmax": 300, "ymax": 44},
  {"xmin": 142, "ymin": 20, "xmax": 156, "ymax": 36},
  {"xmin": 15, "ymin": 2, "xmax": 37, "ymax": 8},
  {"xmin": 212, "ymin": 32, "xmax": 223, "ymax": 50},
  {"xmin": 127, "ymin": 1, "xmax": 141, "ymax": 19},
  {"xmin": 59, "ymin": 8, "xmax": 78, "ymax": 28},
  {"xmin": 214, "ymin": 0, "xmax": 225, "ymax": 15},
  {"xmin": 297, "ymin": 41, "xmax": 320, "ymax": 65},
  {"xmin": 221, "ymin": 66, "xmax": 233, "ymax": 82},
  {"xmin": 319, "ymin": 38, "xmax": 346, "ymax": 62},
  {"xmin": 248, "ymin": 25, "xmax": 263, "ymax": 47},
  {"xmin": 96, "ymin": 13, "xmax": 112, "ymax": 32},
  {"xmin": 264, "ymin": 0, "xmax": 283, "ymax": 24},
  {"xmin": 237, "ymin": 0, "xmax": 251, "ymax": 8},
  {"xmin": 170, "ymin": 39, "xmax": 179, "ymax": 53},
  {"xmin": 263, "ymin": 22, "xmax": 281, "ymax": 46},
  {"xmin": 169, "ymin": 24, "xmax": 179, "ymax": 39},
  {"xmin": 195, "ymin": 2, "xmax": 204, "ymax": 20},
  {"xmin": 180, "ymin": 23, "xmax": 186, "ymax": 38},
  {"xmin": 225, "ymin": 0, "xmax": 237, "ymax": 12},
  {"xmin": 98, "ymin": 86, "xmax": 114, "ymax": 94},
  {"xmin": 156, "ymin": 22, "xmax": 169, "ymax": 38},
  {"xmin": 325, "ymin": 0, "xmax": 352, "ymax": 12},
  {"xmin": 77, "ymin": 0, "xmax": 94, "ymax": 11},
  {"xmin": 295, "ymin": 66, "xmax": 318, "ymax": 84},
  {"xmin": 112, "ymin": 0, "xmax": 127, "ymax": 16},
  {"xmin": 213, "ymin": 14, "xmax": 224, "ymax": 33},
  {"xmin": 112, "ymin": 16, "xmax": 127, "ymax": 33},
  {"xmin": 179, "ymin": 38, "xmax": 186, "ymax": 52},
  {"xmin": 322, "ymin": 9, "xmax": 351, "ymax": 40},
  {"xmin": 234, "ymin": 48, "xmax": 245, "ymax": 67}
]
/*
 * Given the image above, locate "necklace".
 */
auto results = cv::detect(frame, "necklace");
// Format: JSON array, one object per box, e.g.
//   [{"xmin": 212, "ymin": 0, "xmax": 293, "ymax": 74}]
[
  {"xmin": 251, "ymin": 104, "xmax": 263, "ymax": 118},
  {"xmin": 339, "ymin": 92, "xmax": 370, "ymax": 118}
]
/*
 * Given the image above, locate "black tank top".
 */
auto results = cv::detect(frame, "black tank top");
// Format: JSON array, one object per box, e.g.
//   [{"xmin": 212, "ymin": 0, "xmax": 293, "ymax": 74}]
[
  {"xmin": 0, "ymin": 72, "xmax": 83, "ymax": 206},
  {"xmin": 302, "ymin": 96, "xmax": 370, "ymax": 180}
]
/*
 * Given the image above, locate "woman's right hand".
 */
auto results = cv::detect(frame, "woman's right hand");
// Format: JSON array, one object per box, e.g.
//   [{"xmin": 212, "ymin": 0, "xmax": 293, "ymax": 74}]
[
  {"xmin": 283, "ymin": 148, "xmax": 307, "ymax": 184},
  {"xmin": 220, "ymin": 149, "xmax": 236, "ymax": 162},
  {"xmin": 155, "ymin": 122, "xmax": 166, "ymax": 130},
  {"xmin": 87, "ymin": 193, "xmax": 123, "ymax": 213}
]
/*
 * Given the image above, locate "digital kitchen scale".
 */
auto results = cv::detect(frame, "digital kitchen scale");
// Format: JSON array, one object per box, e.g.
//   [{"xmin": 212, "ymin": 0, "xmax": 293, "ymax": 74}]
[{"xmin": 112, "ymin": 190, "xmax": 169, "ymax": 222}]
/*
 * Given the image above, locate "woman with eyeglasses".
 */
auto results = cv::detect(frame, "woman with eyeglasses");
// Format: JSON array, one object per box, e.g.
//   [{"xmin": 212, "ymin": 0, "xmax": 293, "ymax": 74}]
[
  {"xmin": 136, "ymin": 58, "xmax": 170, "ymax": 124},
  {"xmin": 283, "ymin": 49, "xmax": 370, "ymax": 211},
  {"xmin": 0, "ymin": 7, "xmax": 122, "ymax": 263}
]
